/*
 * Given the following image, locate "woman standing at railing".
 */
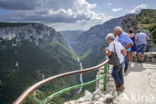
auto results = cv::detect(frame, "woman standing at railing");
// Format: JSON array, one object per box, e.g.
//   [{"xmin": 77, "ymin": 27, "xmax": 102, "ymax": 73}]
[
  {"xmin": 105, "ymin": 33, "xmax": 126, "ymax": 91},
  {"xmin": 128, "ymin": 29, "xmax": 137, "ymax": 62}
]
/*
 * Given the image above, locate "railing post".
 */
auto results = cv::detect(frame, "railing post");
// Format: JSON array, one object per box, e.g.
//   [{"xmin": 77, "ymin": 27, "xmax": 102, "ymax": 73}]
[{"xmin": 104, "ymin": 64, "xmax": 109, "ymax": 91}]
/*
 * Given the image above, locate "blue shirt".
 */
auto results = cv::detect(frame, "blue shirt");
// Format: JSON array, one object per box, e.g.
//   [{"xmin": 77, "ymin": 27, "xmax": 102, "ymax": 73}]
[
  {"xmin": 117, "ymin": 32, "xmax": 133, "ymax": 48},
  {"xmin": 136, "ymin": 33, "xmax": 148, "ymax": 45}
]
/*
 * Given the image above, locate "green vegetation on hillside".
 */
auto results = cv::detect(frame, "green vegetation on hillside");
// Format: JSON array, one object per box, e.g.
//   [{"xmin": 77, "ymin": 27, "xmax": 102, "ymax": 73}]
[
  {"xmin": 0, "ymin": 39, "xmax": 80, "ymax": 104},
  {"xmin": 123, "ymin": 9, "xmax": 156, "ymax": 29},
  {"xmin": 148, "ymin": 23, "xmax": 156, "ymax": 44}
]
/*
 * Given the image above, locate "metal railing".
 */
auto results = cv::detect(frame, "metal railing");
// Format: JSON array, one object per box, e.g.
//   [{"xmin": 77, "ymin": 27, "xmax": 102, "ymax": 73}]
[{"xmin": 13, "ymin": 59, "xmax": 109, "ymax": 104}]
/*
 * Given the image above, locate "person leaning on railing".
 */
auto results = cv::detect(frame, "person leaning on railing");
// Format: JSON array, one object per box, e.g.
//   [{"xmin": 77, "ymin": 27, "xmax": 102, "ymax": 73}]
[
  {"xmin": 135, "ymin": 30, "xmax": 150, "ymax": 63},
  {"xmin": 105, "ymin": 33, "xmax": 126, "ymax": 91},
  {"xmin": 113, "ymin": 26, "xmax": 134, "ymax": 73}
]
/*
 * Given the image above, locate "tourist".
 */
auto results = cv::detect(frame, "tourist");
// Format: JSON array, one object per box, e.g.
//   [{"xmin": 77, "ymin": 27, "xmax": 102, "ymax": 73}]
[
  {"xmin": 135, "ymin": 30, "xmax": 150, "ymax": 63},
  {"xmin": 105, "ymin": 33, "xmax": 125, "ymax": 91},
  {"xmin": 128, "ymin": 30, "xmax": 137, "ymax": 62},
  {"xmin": 114, "ymin": 26, "xmax": 133, "ymax": 72}
]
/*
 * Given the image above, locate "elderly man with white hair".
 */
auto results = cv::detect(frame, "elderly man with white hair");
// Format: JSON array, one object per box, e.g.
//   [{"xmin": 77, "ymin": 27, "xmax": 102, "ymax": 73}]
[
  {"xmin": 105, "ymin": 33, "xmax": 126, "ymax": 91},
  {"xmin": 114, "ymin": 26, "xmax": 133, "ymax": 72}
]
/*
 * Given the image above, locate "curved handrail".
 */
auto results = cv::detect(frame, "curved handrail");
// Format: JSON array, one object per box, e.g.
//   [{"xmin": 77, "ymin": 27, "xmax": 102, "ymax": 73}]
[{"xmin": 13, "ymin": 59, "xmax": 109, "ymax": 104}]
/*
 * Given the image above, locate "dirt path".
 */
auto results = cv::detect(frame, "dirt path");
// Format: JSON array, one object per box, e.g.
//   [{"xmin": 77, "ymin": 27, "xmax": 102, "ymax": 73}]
[{"xmin": 118, "ymin": 62, "xmax": 156, "ymax": 104}]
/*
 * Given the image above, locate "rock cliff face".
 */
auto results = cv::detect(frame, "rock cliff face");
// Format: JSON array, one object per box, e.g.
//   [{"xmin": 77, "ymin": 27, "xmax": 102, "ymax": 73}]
[
  {"xmin": 0, "ymin": 22, "xmax": 79, "ymax": 104},
  {"xmin": 0, "ymin": 23, "xmax": 68, "ymax": 48}
]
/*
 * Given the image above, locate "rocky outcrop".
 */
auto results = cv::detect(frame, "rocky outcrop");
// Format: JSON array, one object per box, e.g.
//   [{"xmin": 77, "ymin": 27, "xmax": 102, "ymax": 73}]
[
  {"xmin": 64, "ymin": 65, "xmax": 118, "ymax": 104},
  {"xmin": 0, "ymin": 23, "xmax": 68, "ymax": 48}
]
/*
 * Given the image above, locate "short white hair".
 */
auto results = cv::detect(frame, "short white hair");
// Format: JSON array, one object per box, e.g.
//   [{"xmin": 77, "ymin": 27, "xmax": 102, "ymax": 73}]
[
  {"xmin": 106, "ymin": 33, "xmax": 115, "ymax": 40},
  {"xmin": 114, "ymin": 26, "xmax": 123, "ymax": 32}
]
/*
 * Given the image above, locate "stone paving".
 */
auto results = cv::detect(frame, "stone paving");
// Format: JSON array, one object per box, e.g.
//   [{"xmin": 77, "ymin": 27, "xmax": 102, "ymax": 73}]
[{"xmin": 118, "ymin": 62, "xmax": 156, "ymax": 104}]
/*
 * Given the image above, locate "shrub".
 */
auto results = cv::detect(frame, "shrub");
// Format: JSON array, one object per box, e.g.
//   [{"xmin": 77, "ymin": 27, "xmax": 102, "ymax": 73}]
[{"xmin": 148, "ymin": 23, "xmax": 156, "ymax": 44}]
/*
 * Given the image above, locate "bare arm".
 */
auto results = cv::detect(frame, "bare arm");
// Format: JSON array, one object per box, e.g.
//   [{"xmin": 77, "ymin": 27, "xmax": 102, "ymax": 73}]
[
  {"xmin": 135, "ymin": 37, "xmax": 138, "ymax": 41},
  {"xmin": 147, "ymin": 37, "xmax": 150, "ymax": 41},
  {"xmin": 135, "ymin": 34, "xmax": 138, "ymax": 41},
  {"xmin": 125, "ymin": 43, "xmax": 134, "ymax": 50},
  {"xmin": 121, "ymin": 48, "xmax": 127, "ymax": 56}
]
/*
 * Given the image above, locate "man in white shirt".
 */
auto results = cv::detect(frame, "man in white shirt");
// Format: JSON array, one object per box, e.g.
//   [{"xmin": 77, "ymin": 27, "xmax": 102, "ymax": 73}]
[{"xmin": 105, "ymin": 33, "xmax": 125, "ymax": 91}]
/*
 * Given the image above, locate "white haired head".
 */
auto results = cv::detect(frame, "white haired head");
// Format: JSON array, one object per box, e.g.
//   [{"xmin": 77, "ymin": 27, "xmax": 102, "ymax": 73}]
[
  {"xmin": 106, "ymin": 33, "xmax": 115, "ymax": 40},
  {"xmin": 114, "ymin": 26, "xmax": 123, "ymax": 32}
]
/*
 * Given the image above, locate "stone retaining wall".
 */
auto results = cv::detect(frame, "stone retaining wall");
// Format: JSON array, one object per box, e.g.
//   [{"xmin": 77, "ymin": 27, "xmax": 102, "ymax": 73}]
[{"xmin": 133, "ymin": 52, "xmax": 156, "ymax": 63}]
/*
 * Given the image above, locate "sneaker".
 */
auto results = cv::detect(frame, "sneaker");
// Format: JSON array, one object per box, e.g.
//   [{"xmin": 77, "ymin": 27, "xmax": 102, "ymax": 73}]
[{"xmin": 116, "ymin": 85, "xmax": 125, "ymax": 91}]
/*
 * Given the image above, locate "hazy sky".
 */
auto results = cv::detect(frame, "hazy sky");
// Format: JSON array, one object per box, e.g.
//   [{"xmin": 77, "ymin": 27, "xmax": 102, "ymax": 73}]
[{"xmin": 0, "ymin": 0, "xmax": 155, "ymax": 31}]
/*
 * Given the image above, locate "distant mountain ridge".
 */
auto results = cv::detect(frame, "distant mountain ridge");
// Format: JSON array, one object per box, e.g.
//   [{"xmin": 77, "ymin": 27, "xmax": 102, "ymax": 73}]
[{"xmin": 0, "ymin": 22, "xmax": 36, "ymax": 27}]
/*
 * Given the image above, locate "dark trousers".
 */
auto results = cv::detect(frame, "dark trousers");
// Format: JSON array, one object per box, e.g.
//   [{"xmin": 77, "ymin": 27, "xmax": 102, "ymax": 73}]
[
  {"xmin": 125, "ymin": 53, "xmax": 129, "ymax": 71},
  {"xmin": 112, "ymin": 63, "xmax": 124, "ymax": 86}
]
